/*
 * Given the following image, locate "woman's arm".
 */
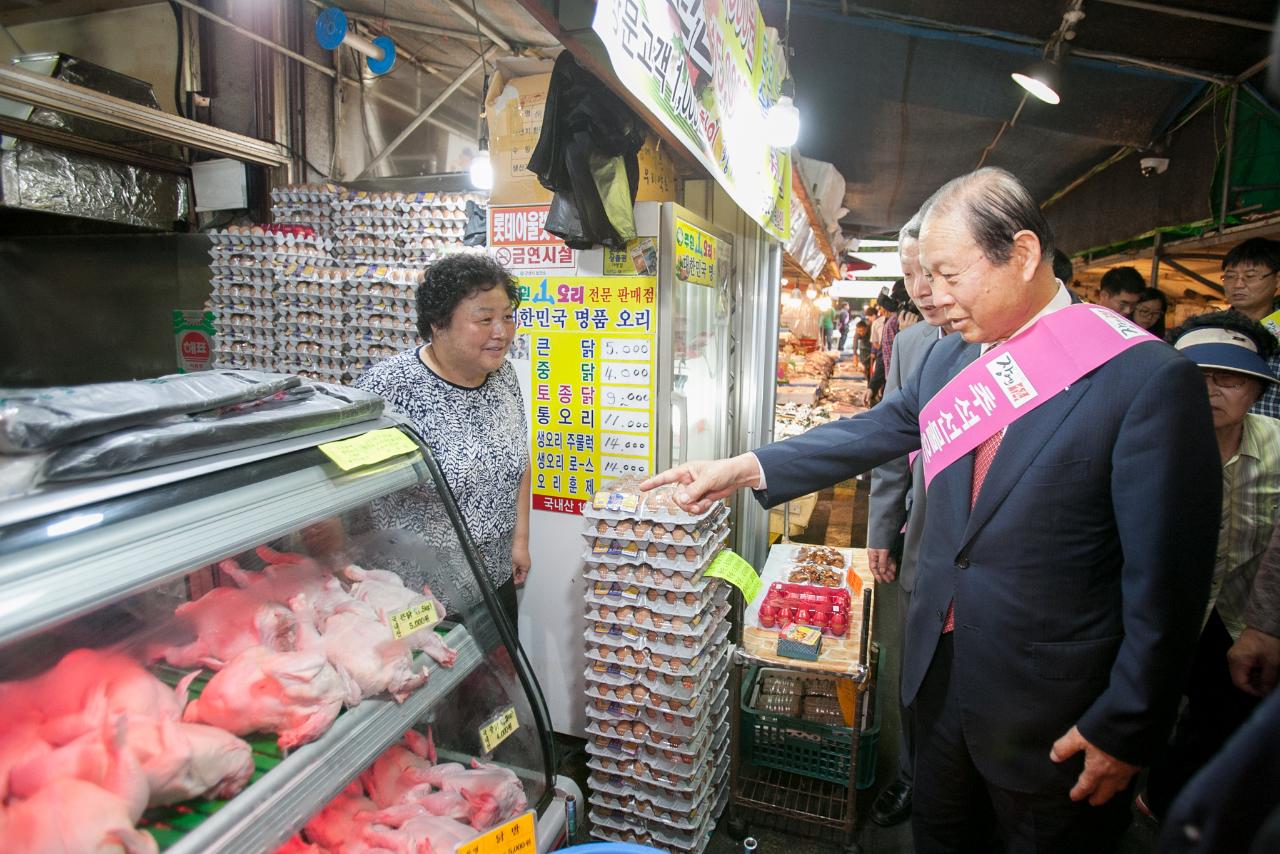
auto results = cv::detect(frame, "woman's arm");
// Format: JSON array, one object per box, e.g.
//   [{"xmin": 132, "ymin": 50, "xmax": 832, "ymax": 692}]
[{"xmin": 512, "ymin": 464, "xmax": 532, "ymax": 585}]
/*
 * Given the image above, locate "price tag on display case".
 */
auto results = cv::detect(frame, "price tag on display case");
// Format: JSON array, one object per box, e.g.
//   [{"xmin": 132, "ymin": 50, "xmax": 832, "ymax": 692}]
[
  {"xmin": 479, "ymin": 705, "xmax": 520, "ymax": 754},
  {"xmin": 706, "ymin": 549, "xmax": 764, "ymax": 604},
  {"xmin": 388, "ymin": 600, "xmax": 440, "ymax": 640},
  {"xmin": 455, "ymin": 809, "xmax": 536, "ymax": 854},
  {"xmin": 319, "ymin": 428, "xmax": 419, "ymax": 471}
]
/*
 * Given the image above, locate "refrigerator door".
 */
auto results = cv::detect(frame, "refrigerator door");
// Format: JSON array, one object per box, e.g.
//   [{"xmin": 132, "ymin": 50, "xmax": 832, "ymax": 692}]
[{"xmin": 658, "ymin": 204, "xmax": 736, "ymax": 469}]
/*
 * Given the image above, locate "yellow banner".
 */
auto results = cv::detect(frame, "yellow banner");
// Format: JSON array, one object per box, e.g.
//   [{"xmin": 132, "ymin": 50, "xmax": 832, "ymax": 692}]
[
  {"xmin": 674, "ymin": 218, "xmax": 716, "ymax": 287},
  {"xmin": 516, "ymin": 276, "xmax": 658, "ymax": 515}
]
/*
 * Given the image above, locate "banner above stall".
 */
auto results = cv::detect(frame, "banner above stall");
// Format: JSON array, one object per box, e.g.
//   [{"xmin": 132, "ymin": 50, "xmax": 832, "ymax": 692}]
[{"xmin": 593, "ymin": 0, "xmax": 792, "ymax": 242}]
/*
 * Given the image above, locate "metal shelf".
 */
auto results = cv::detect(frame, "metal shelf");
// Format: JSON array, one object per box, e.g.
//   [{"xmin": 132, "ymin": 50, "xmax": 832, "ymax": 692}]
[{"xmin": 167, "ymin": 624, "xmax": 482, "ymax": 854}]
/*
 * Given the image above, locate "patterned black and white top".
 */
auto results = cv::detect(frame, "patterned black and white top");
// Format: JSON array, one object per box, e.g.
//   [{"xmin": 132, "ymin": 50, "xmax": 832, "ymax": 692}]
[{"xmin": 355, "ymin": 348, "xmax": 528, "ymax": 604}]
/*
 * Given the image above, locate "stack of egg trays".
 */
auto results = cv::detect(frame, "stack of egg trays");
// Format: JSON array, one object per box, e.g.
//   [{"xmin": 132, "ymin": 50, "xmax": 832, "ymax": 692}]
[
  {"xmin": 276, "ymin": 260, "xmax": 352, "ymax": 385},
  {"xmin": 270, "ymin": 183, "xmax": 341, "ymax": 239},
  {"xmin": 206, "ymin": 228, "xmax": 280, "ymax": 372},
  {"xmin": 581, "ymin": 487, "xmax": 733, "ymax": 851}
]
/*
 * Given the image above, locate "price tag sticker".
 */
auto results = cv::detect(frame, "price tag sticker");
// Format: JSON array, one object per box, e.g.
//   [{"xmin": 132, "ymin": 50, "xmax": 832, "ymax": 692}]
[
  {"xmin": 706, "ymin": 549, "xmax": 764, "ymax": 605},
  {"xmin": 388, "ymin": 600, "xmax": 441, "ymax": 640},
  {"xmin": 455, "ymin": 809, "xmax": 535, "ymax": 854},
  {"xmin": 479, "ymin": 705, "xmax": 519, "ymax": 754},
  {"xmin": 318, "ymin": 428, "xmax": 419, "ymax": 472}
]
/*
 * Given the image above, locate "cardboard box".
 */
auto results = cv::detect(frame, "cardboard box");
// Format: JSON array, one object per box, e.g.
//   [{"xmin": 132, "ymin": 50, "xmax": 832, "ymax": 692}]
[
  {"xmin": 485, "ymin": 57, "xmax": 679, "ymax": 206},
  {"xmin": 486, "ymin": 57, "xmax": 554, "ymax": 205}
]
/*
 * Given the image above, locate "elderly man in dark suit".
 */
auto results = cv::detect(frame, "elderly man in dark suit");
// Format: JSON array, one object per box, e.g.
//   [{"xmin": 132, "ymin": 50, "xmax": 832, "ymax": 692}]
[
  {"xmin": 644, "ymin": 167, "xmax": 1220, "ymax": 853},
  {"xmin": 865, "ymin": 208, "xmax": 953, "ymax": 827}
]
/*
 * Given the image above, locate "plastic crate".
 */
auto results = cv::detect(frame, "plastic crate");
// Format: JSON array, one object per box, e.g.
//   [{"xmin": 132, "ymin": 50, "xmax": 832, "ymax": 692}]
[{"xmin": 739, "ymin": 664, "xmax": 879, "ymax": 789}]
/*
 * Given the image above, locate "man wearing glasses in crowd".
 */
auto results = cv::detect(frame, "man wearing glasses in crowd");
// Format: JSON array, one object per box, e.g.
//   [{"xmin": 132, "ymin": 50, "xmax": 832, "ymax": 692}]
[{"xmin": 1221, "ymin": 238, "xmax": 1280, "ymax": 419}]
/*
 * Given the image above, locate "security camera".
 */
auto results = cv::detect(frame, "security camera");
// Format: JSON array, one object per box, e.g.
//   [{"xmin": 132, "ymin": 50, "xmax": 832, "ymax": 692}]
[{"xmin": 1140, "ymin": 156, "xmax": 1169, "ymax": 177}]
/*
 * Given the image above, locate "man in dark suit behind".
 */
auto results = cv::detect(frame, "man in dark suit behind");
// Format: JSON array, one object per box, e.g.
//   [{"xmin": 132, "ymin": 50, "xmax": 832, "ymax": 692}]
[{"xmin": 644, "ymin": 168, "xmax": 1220, "ymax": 853}]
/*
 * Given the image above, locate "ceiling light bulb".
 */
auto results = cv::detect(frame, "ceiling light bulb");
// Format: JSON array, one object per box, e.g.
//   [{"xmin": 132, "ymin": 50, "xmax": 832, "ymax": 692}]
[
  {"xmin": 1011, "ymin": 60, "xmax": 1062, "ymax": 105},
  {"xmin": 767, "ymin": 96, "xmax": 800, "ymax": 148},
  {"xmin": 805, "ymin": 286, "xmax": 817, "ymax": 299},
  {"xmin": 816, "ymin": 295, "xmax": 833, "ymax": 312},
  {"xmin": 469, "ymin": 151, "xmax": 493, "ymax": 190}
]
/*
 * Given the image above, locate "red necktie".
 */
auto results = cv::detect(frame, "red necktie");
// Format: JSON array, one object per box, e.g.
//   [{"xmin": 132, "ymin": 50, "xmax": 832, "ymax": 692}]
[{"xmin": 942, "ymin": 428, "xmax": 1004, "ymax": 633}]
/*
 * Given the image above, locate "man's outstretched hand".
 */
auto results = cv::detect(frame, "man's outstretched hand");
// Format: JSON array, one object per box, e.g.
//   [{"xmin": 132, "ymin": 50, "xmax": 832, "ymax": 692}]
[{"xmin": 640, "ymin": 453, "xmax": 764, "ymax": 514}]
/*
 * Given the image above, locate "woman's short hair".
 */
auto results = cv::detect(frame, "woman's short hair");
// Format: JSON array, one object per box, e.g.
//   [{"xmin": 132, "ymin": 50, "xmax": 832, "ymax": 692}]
[{"xmin": 415, "ymin": 254, "xmax": 519, "ymax": 342}]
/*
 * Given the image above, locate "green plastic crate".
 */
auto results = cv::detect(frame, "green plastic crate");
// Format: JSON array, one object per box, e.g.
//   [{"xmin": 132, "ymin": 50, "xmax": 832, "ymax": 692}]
[{"xmin": 739, "ymin": 664, "xmax": 879, "ymax": 789}]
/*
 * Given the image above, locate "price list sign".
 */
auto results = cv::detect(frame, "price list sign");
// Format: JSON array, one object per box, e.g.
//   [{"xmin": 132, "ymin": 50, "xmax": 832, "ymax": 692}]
[{"xmin": 516, "ymin": 275, "xmax": 658, "ymax": 515}]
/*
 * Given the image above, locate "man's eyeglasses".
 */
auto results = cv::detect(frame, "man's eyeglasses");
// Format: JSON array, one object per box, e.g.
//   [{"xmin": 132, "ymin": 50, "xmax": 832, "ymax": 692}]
[
  {"xmin": 1202, "ymin": 369, "xmax": 1251, "ymax": 389},
  {"xmin": 1221, "ymin": 271, "xmax": 1277, "ymax": 286}
]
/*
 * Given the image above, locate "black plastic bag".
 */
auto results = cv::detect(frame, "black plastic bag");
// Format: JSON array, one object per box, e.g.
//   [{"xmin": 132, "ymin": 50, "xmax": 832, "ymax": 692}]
[{"xmin": 529, "ymin": 52, "xmax": 645, "ymax": 249}]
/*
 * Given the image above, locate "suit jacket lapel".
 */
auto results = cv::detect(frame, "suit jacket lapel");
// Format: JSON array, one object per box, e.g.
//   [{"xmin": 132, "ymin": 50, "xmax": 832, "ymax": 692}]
[{"xmin": 960, "ymin": 376, "xmax": 1093, "ymax": 546}]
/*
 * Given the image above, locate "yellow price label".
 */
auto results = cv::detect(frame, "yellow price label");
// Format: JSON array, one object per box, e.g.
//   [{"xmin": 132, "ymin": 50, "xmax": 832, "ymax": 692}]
[
  {"xmin": 454, "ymin": 809, "xmax": 535, "ymax": 854},
  {"xmin": 705, "ymin": 549, "xmax": 764, "ymax": 604},
  {"xmin": 388, "ymin": 600, "xmax": 440, "ymax": 640},
  {"xmin": 319, "ymin": 428, "xmax": 419, "ymax": 472},
  {"xmin": 479, "ymin": 706, "xmax": 519, "ymax": 754}
]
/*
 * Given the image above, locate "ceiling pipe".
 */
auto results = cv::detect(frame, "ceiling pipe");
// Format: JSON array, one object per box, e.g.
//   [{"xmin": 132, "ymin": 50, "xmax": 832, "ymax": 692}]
[{"xmin": 1093, "ymin": 0, "xmax": 1273, "ymax": 33}]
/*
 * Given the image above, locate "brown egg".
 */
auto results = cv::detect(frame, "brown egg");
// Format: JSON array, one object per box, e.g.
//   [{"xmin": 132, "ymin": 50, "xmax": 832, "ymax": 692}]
[
  {"xmin": 683, "ymin": 593, "xmax": 698, "ymax": 606},
  {"xmin": 634, "ymin": 608, "xmax": 652, "ymax": 624},
  {"xmin": 631, "ymin": 721, "xmax": 648, "ymax": 738},
  {"xmin": 631, "ymin": 685, "xmax": 649, "ymax": 702},
  {"xmin": 616, "ymin": 721, "xmax": 634, "ymax": 738},
  {"xmin": 672, "ymin": 527, "xmax": 687, "ymax": 542}
]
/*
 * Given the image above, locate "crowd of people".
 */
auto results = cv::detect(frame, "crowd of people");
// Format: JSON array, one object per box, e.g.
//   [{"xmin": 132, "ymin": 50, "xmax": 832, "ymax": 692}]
[{"xmin": 644, "ymin": 167, "xmax": 1280, "ymax": 853}]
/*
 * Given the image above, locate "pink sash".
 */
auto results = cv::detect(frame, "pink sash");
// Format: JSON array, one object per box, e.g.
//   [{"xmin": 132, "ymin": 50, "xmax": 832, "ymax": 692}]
[{"xmin": 918, "ymin": 304, "xmax": 1158, "ymax": 488}]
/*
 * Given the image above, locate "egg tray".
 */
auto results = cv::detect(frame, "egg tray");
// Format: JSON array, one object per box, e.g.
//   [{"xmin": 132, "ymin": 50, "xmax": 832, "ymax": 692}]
[
  {"xmin": 585, "ymin": 700, "xmax": 728, "ymax": 760},
  {"xmin": 585, "ymin": 622, "xmax": 731, "ymax": 678},
  {"xmin": 585, "ymin": 640, "xmax": 728, "ymax": 703},
  {"xmin": 586, "ymin": 601, "xmax": 729, "ymax": 651},
  {"xmin": 584, "ymin": 486, "xmax": 724, "ymax": 526},
  {"xmin": 589, "ymin": 773, "xmax": 728, "ymax": 852},
  {"xmin": 585, "ymin": 720, "xmax": 729, "ymax": 790},
  {"xmin": 585, "ymin": 580, "xmax": 729, "ymax": 623},
  {"xmin": 585, "ymin": 608, "xmax": 731, "ymax": 662},
  {"xmin": 583, "ymin": 528, "xmax": 724, "ymax": 564},
  {"xmin": 580, "ymin": 529, "xmax": 730, "ymax": 574},
  {"xmin": 588, "ymin": 763, "xmax": 729, "ymax": 833},
  {"xmin": 589, "ymin": 757, "xmax": 728, "ymax": 818},
  {"xmin": 583, "ymin": 506, "xmax": 730, "ymax": 547},
  {"xmin": 584, "ymin": 682, "xmax": 728, "ymax": 740},
  {"xmin": 583, "ymin": 560, "xmax": 712, "ymax": 592},
  {"xmin": 584, "ymin": 596, "xmax": 719, "ymax": 637}
]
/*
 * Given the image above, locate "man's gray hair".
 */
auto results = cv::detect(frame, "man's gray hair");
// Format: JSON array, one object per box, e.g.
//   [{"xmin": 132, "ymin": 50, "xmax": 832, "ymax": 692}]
[{"xmin": 924, "ymin": 167, "xmax": 1055, "ymax": 266}]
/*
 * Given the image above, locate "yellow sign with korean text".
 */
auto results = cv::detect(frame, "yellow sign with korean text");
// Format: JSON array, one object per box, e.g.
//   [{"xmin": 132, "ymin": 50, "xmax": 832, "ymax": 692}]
[
  {"xmin": 674, "ymin": 219, "xmax": 715, "ymax": 287},
  {"xmin": 318, "ymin": 428, "xmax": 420, "ymax": 472},
  {"xmin": 479, "ymin": 705, "xmax": 520, "ymax": 754},
  {"xmin": 454, "ymin": 809, "xmax": 536, "ymax": 854},
  {"xmin": 388, "ymin": 601, "xmax": 440, "ymax": 640},
  {"xmin": 516, "ymin": 275, "xmax": 658, "ymax": 515},
  {"xmin": 706, "ymin": 549, "xmax": 764, "ymax": 604}
]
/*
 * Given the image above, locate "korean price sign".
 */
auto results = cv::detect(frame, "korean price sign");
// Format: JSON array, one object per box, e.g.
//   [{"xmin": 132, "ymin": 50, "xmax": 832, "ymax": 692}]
[
  {"xmin": 454, "ymin": 809, "xmax": 535, "ymax": 854},
  {"xmin": 517, "ymin": 276, "xmax": 658, "ymax": 515}
]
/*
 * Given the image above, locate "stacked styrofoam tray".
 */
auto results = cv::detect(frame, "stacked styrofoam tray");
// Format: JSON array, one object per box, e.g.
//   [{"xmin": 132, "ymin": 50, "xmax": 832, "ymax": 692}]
[
  {"xmin": 206, "ymin": 228, "xmax": 279, "ymax": 372},
  {"xmin": 583, "ymin": 477, "xmax": 733, "ymax": 851}
]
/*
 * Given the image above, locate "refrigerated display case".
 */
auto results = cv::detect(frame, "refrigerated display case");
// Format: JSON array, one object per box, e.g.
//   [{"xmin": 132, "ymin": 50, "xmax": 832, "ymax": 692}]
[{"xmin": 0, "ymin": 416, "xmax": 579, "ymax": 853}]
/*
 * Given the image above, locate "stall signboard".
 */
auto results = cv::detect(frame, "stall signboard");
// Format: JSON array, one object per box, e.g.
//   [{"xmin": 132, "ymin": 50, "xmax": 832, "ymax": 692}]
[
  {"xmin": 516, "ymin": 275, "xmax": 658, "ymax": 515},
  {"xmin": 674, "ymin": 218, "xmax": 716, "ymax": 286},
  {"xmin": 489, "ymin": 205, "xmax": 577, "ymax": 276},
  {"xmin": 173, "ymin": 310, "xmax": 215, "ymax": 373},
  {"xmin": 593, "ymin": 0, "xmax": 792, "ymax": 242}
]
